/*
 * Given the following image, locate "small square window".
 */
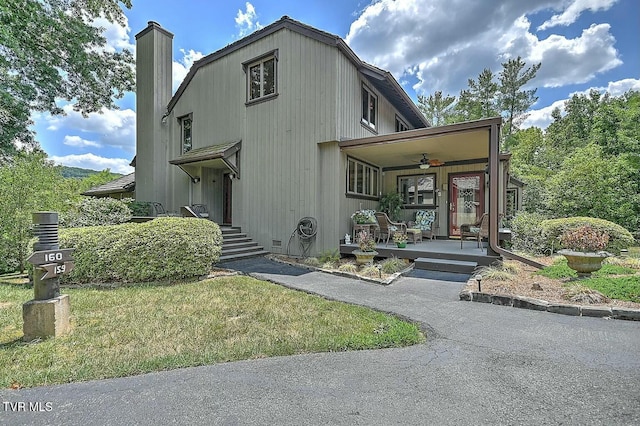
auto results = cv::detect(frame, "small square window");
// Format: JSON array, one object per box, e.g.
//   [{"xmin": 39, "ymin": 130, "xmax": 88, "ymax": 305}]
[{"xmin": 395, "ymin": 116, "xmax": 409, "ymax": 132}]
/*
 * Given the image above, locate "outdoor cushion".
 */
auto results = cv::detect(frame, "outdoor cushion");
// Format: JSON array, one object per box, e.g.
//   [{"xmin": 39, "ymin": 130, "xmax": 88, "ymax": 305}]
[{"xmin": 415, "ymin": 210, "xmax": 436, "ymax": 231}]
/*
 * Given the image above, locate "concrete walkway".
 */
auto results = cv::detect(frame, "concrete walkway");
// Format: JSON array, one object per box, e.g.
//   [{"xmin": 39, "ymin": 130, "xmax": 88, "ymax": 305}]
[{"xmin": 2, "ymin": 258, "xmax": 640, "ymax": 425}]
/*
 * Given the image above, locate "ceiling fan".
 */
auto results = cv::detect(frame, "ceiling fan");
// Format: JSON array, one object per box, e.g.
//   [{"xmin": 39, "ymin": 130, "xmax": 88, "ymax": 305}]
[{"xmin": 417, "ymin": 153, "xmax": 445, "ymax": 169}]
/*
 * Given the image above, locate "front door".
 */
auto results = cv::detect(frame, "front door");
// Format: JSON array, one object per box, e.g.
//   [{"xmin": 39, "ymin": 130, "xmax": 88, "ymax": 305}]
[
  {"xmin": 448, "ymin": 172, "xmax": 484, "ymax": 237},
  {"xmin": 223, "ymin": 173, "xmax": 232, "ymax": 225}
]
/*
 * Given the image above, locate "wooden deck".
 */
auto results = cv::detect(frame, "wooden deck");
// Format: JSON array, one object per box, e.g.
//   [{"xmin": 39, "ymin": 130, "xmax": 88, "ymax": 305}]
[{"xmin": 340, "ymin": 238, "xmax": 501, "ymax": 274}]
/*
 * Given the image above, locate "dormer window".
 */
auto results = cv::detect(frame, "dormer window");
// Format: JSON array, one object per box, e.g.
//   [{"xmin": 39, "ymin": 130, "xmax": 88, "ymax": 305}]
[
  {"xmin": 361, "ymin": 85, "xmax": 377, "ymax": 131},
  {"xmin": 244, "ymin": 50, "xmax": 278, "ymax": 103}
]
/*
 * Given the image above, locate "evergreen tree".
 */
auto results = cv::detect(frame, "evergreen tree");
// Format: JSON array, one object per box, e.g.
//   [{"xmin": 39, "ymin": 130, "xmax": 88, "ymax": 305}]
[{"xmin": 417, "ymin": 91, "xmax": 456, "ymax": 126}]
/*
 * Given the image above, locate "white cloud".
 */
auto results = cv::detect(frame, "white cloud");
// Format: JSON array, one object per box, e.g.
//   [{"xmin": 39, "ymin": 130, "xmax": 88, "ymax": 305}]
[
  {"xmin": 43, "ymin": 106, "xmax": 135, "ymax": 152},
  {"xmin": 91, "ymin": 16, "xmax": 135, "ymax": 53},
  {"xmin": 235, "ymin": 2, "xmax": 262, "ymax": 37},
  {"xmin": 63, "ymin": 135, "xmax": 102, "ymax": 149},
  {"xmin": 522, "ymin": 78, "xmax": 640, "ymax": 129},
  {"xmin": 538, "ymin": 0, "xmax": 618, "ymax": 30},
  {"xmin": 173, "ymin": 49, "xmax": 204, "ymax": 93},
  {"xmin": 50, "ymin": 153, "xmax": 134, "ymax": 174},
  {"xmin": 345, "ymin": 0, "xmax": 622, "ymax": 97}
]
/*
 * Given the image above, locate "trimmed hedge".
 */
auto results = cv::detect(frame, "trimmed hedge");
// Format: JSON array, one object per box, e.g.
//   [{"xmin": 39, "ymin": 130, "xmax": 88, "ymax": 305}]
[
  {"xmin": 60, "ymin": 197, "xmax": 132, "ymax": 228},
  {"xmin": 541, "ymin": 217, "xmax": 634, "ymax": 255},
  {"xmin": 59, "ymin": 218, "xmax": 222, "ymax": 283},
  {"xmin": 511, "ymin": 212, "xmax": 548, "ymax": 255}
]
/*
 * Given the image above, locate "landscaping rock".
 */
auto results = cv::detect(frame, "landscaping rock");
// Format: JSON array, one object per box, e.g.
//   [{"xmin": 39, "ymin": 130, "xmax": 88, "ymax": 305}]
[
  {"xmin": 547, "ymin": 304, "xmax": 581, "ymax": 316},
  {"xmin": 580, "ymin": 306, "xmax": 612, "ymax": 318},
  {"xmin": 512, "ymin": 296, "xmax": 548, "ymax": 311},
  {"xmin": 611, "ymin": 307, "xmax": 640, "ymax": 321},
  {"xmin": 470, "ymin": 292, "xmax": 493, "ymax": 304},
  {"xmin": 491, "ymin": 295, "xmax": 514, "ymax": 306}
]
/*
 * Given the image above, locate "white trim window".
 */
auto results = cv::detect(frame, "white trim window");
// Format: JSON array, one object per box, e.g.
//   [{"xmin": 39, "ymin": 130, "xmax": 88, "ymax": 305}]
[
  {"xmin": 246, "ymin": 53, "xmax": 277, "ymax": 102},
  {"xmin": 179, "ymin": 114, "xmax": 192, "ymax": 154},
  {"xmin": 361, "ymin": 85, "xmax": 377, "ymax": 130},
  {"xmin": 347, "ymin": 157, "xmax": 379, "ymax": 198},
  {"xmin": 395, "ymin": 116, "xmax": 409, "ymax": 132}
]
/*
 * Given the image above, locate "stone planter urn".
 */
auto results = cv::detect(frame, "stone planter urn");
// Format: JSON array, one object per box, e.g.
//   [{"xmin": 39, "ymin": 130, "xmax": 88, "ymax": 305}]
[
  {"xmin": 558, "ymin": 250, "xmax": 610, "ymax": 277},
  {"xmin": 352, "ymin": 249, "xmax": 378, "ymax": 265}
]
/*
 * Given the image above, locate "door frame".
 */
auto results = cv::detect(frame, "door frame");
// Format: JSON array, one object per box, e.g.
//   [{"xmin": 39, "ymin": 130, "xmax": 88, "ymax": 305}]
[
  {"xmin": 222, "ymin": 173, "xmax": 232, "ymax": 225},
  {"xmin": 447, "ymin": 171, "xmax": 485, "ymax": 237}
]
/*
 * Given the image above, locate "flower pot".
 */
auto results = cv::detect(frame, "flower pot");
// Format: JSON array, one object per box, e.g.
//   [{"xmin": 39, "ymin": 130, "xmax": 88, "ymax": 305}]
[
  {"xmin": 558, "ymin": 250, "xmax": 610, "ymax": 277},
  {"xmin": 396, "ymin": 242, "xmax": 407, "ymax": 248},
  {"xmin": 352, "ymin": 249, "xmax": 378, "ymax": 265}
]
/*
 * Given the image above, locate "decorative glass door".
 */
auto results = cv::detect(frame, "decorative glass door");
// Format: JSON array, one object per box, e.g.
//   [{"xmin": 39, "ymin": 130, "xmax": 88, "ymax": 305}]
[{"xmin": 449, "ymin": 172, "xmax": 484, "ymax": 237}]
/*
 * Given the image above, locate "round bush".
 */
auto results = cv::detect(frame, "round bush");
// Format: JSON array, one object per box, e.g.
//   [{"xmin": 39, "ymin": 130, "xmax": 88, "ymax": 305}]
[
  {"xmin": 510, "ymin": 211, "xmax": 549, "ymax": 255},
  {"xmin": 541, "ymin": 217, "xmax": 634, "ymax": 255},
  {"xmin": 59, "ymin": 217, "xmax": 222, "ymax": 283}
]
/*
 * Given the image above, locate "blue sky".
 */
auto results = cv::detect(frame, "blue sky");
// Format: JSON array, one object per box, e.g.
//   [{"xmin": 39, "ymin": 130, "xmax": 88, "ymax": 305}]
[{"xmin": 33, "ymin": 0, "xmax": 640, "ymax": 174}]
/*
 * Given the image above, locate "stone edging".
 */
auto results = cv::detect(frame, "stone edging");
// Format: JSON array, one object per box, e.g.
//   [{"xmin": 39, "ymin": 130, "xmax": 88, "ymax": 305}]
[
  {"xmin": 266, "ymin": 255, "xmax": 414, "ymax": 286},
  {"xmin": 459, "ymin": 279, "xmax": 640, "ymax": 321}
]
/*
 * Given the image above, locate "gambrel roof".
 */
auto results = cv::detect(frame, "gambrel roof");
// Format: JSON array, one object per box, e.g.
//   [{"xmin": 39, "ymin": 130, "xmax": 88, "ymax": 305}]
[{"xmin": 168, "ymin": 16, "xmax": 429, "ymax": 129}]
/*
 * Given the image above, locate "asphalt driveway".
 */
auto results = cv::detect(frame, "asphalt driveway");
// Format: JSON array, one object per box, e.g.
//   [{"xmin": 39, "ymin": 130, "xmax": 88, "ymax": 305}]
[{"xmin": 2, "ymin": 257, "xmax": 639, "ymax": 425}]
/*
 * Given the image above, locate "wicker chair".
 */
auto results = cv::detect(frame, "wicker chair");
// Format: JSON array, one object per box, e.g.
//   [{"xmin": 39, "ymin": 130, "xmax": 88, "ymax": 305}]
[
  {"xmin": 408, "ymin": 210, "xmax": 438, "ymax": 241},
  {"xmin": 374, "ymin": 212, "xmax": 407, "ymax": 246},
  {"xmin": 460, "ymin": 213, "xmax": 489, "ymax": 249}
]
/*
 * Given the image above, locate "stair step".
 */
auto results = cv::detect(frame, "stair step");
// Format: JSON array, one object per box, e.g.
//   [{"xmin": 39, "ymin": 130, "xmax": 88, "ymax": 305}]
[
  {"xmin": 221, "ymin": 246, "xmax": 264, "ymax": 255},
  {"xmin": 220, "ymin": 227, "xmax": 242, "ymax": 235},
  {"xmin": 222, "ymin": 232, "xmax": 248, "ymax": 240},
  {"xmin": 219, "ymin": 250, "xmax": 270, "ymax": 262},
  {"xmin": 415, "ymin": 257, "xmax": 478, "ymax": 274},
  {"xmin": 222, "ymin": 241, "xmax": 259, "ymax": 250}
]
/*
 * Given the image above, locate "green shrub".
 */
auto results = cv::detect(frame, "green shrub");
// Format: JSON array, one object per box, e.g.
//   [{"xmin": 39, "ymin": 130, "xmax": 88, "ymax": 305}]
[
  {"xmin": 318, "ymin": 249, "xmax": 340, "ymax": 264},
  {"xmin": 380, "ymin": 257, "xmax": 407, "ymax": 274},
  {"xmin": 303, "ymin": 257, "xmax": 320, "ymax": 267},
  {"xmin": 125, "ymin": 200, "xmax": 153, "ymax": 216},
  {"xmin": 338, "ymin": 262, "xmax": 357, "ymax": 273},
  {"xmin": 510, "ymin": 211, "xmax": 549, "ymax": 255},
  {"xmin": 60, "ymin": 197, "xmax": 132, "ymax": 228},
  {"xmin": 59, "ymin": 217, "xmax": 222, "ymax": 283},
  {"xmin": 541, "ymin": 217, "xmax": 634, "ymax": 255}
]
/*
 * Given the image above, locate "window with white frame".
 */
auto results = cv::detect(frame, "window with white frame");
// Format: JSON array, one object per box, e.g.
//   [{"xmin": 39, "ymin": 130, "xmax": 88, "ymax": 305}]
[
  {"xmin": 395, "ymin": 116, "xmax": 409, "ymax": 132},
  {"xmin": 179, "ymin": 114, "xmax": 192, "ymax": 154},
  {"xmin": 347, "ymin": 157, "xmax": 379, "ymax": 197},
  {"xmin": 398, "ymin": 174, "xmax": 436, "ymax": 206},
  {"xmin": 361, "ymin": 85, "xmax": 377, "ymax": 130},
  {"xmin": 245, "ymin": 52, "xmax": 277, "ymax": 102}
]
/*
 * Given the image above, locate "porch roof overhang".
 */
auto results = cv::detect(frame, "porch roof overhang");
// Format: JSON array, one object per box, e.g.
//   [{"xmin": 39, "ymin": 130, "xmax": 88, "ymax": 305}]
[
  {"xmin": 169, "ymin": 140, "xmax": 241, "ymax": 181},
  {"xmin": 339, "ymin": 117, "xmax": 503, "ymax": 170}
]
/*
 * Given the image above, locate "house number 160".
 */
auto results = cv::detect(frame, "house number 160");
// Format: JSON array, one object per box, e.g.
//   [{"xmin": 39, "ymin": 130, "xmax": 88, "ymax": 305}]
[{"xmin": 44, "ymin": 252, "xmax": 63, "ymax": 262}]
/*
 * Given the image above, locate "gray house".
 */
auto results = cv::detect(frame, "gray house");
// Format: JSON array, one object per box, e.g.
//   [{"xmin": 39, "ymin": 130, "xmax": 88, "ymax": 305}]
[{"xmin": 134, "ymin": 16, "xmax": 517, "ymax": 260}]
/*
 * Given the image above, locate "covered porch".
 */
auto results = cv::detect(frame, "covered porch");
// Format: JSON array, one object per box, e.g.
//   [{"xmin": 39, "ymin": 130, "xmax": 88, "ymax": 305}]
[{"xmin": 338, "ymin": 117, "xmax": 542, "ymax": 270}]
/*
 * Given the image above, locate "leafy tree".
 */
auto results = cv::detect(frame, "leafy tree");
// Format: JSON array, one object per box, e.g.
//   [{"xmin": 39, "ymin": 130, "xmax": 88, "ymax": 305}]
[
  {"xmin": 417, "ymin": 91, "xmax": 455, "ymax": 126},
  {"xmin": 0, "ymin": 151, "xmax": 67, "ymax": 273},
  {"xmin": 498, "ymin": 56, "xmax": 541, "ymax": 144},
  {"xmin": 0, "ymin": 0, "xmax": 135, "ymax": 154}
]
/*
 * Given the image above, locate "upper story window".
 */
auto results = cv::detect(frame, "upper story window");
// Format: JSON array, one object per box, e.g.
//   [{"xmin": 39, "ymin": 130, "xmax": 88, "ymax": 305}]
[
  {"xmin": 347, "ymin": 157, "xmax": 379, "ymax": 198},
  {"xmin": 395, "ymin": 116, "xmax": 409, "ymax": 132},
  {"xmin": 361, "ymin": 85, "xmax": 377, "ymax": 130},
  {"xmin": 398, "ymin": 174, "xmax": 436, "ymax": 207},
  {"xmin": 179, "ymin": 114, "xmax": 192, "ymax": 154},
  {"xmin": 244, "ymin": 50, "xmax": 278, "ymax": 103}
]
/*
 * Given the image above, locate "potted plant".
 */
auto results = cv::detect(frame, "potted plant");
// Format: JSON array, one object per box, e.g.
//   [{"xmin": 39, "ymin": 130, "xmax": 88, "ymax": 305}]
[
  {"xmin": 379, "ymin": 192, "xmax": 404, "ymax": 221},
  {"xmin": 557, "ymin": 225, "xmax": 612, "ymax": 276},
  {"xmin": 393, "ymin": 231, "xmax": 408, "ymax": 248},
  {"xmin": 352, "ymin": 230, "xmax": 378, "ymax": 265},
  {"xmin": 351, "ymin": 210, "xmax": 376, "ymax": 224}
]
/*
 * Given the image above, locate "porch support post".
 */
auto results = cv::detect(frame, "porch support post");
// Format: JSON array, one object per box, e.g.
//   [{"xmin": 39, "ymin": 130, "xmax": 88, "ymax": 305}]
[{"xmin": 487, "ymin": 123, "xmax": 501, "ymax": 257}]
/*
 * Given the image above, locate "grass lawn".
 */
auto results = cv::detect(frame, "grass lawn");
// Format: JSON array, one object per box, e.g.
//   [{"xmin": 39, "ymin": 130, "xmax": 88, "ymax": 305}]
[
  {"xmin": 536, "ymin": 258, "xmax": 640, "ymax": 302},
  {"xmin": 0, "ymin": 275, "xmax": 424, "ymax": 389}
]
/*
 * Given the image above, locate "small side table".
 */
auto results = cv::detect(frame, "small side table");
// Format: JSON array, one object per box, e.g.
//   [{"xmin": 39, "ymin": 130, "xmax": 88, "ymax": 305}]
[{"xmin": 406, "ymin": 228, "xmax": 422, "ymax": 244}]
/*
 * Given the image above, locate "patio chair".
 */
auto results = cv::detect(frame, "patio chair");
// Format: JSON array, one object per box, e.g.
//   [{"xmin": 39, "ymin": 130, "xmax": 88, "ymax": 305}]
[
  {"xmin": 408, "ymin": 210, "xmax": 438, "ymax": 241},
  {"xmin": 460, "ymin": 213, "xmax": 489, "ymax": 249},
  {"xmin": 151, "ymin": 202, "xmax": 179, "ymax": 217},
  {"xmin": 374, "ymin": 212, "xmax": 407, "ymax": 246},
  {"xmin": 191, "ymin": 204, "xmax": 209, "ymax": 218},
  {"xmin": 181, "ymin": 206, "xmax": 202, "ymax": 218}
]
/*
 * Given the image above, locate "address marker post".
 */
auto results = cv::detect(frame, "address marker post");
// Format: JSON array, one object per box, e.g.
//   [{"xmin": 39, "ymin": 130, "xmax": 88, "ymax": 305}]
[{"xmin": 22, "ymin": 212, "xmax": 74, "ymax": 341}]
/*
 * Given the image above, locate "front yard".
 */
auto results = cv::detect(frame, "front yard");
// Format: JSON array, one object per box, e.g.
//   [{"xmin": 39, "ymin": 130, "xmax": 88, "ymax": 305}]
[{"xmin": 0, "ymin": 274, "xmax": 424, "ymax": 389}]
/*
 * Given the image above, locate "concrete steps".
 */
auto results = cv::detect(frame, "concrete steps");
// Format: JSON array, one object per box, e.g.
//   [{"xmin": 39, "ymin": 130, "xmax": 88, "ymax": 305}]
[
  {"xmin": 415, "ymin": 257, "xmax": 478, "ymax": 274},
  {"xmin": 219, "ymin": 227, "xmax": 269, "ymax": 261}
]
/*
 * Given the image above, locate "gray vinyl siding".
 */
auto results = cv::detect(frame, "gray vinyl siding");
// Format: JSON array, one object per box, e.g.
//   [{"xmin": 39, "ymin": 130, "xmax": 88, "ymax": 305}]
[{"xmin": 168, "ymin": 28, "xmax": 340, "ymax": 253}]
